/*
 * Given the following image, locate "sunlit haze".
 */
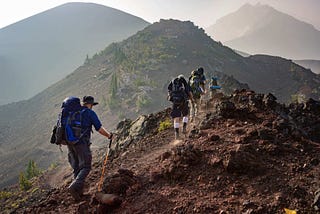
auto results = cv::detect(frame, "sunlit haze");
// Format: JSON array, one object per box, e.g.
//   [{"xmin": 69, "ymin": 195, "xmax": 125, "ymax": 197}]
[{"xmin": 0, "ymin": 0, "xmax": 319, "ymax": 30}]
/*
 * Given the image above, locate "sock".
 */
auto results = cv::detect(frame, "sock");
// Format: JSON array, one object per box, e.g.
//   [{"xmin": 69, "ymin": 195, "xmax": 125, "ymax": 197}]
[
  {"xmin": 182, "ymin": 117, "xmax": 188, "ymax": 123},
  {"xmin": 174, "ymin": 122, "xmax": 180, "ymax": 129}
]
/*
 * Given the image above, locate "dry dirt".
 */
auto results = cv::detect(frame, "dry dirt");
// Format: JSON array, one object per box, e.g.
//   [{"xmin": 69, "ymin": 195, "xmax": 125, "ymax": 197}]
[{"xmin": 1, "ymin": 90, "xmax": 320, "ymax": 214}]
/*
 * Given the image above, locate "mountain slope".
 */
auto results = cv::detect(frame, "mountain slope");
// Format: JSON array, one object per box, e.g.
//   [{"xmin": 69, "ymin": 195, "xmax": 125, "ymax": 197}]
[
  {"xmin": 0, "ymin": 20, "xmax": 247, "ymax": 188},
  {"xmin": 206, "ymin": 3, "xmax": 320, "ymax": 60},
  {"xmin": 2, "ymin": 90, "xmax": 320, "ymax": 213},
  {"xmin": 0, "ymin": 19, "xmax": 319, "ymax": 189},
  {"xmin": 0, "ymin": 2, "xmax": 149, "ymax": 105},
  {"xmin": 295, "ymin": 60, "xmax": 320, "ymax": 74}
]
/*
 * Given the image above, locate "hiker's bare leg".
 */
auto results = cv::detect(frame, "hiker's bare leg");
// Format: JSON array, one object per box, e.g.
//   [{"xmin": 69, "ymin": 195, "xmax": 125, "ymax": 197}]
[
  {"xmin": 195, "ymin": 98, "xmax": 201, "ymax": 115},
  {"xmin": 190, "ymin": 100, "xmax": 196, "ymax": 121},
  {"xmin": 173, "ymin": 117, "xmax": 180, "ymax": 139},
  {"xmin": 182, "ymin": 116, "xmax": 188, "ymax": 134}
]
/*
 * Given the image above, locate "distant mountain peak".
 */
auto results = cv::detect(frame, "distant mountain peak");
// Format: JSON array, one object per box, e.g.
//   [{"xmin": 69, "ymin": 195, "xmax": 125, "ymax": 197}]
[
  {"xmin": 0, "ymin": 2, "xmax": 149, "ymax": 105},
  {"xmin": 240, "ymin": 2, "xmax": 271, "ymax": 9},
  {"xmin": 236, "ymin": 2, "xmax": 278, "ymax": 17},
  {"xmin": 206, "ymin": 2, "xmax": 320, "ymax": 59}
]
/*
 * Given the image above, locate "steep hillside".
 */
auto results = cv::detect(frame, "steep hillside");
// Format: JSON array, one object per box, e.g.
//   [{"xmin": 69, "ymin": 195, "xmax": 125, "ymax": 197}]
[
  {"xmin": 1, "ymin": 19, "xmax": 319, "ymax": 189},
  {"xmin": 295, "ymin": 60, "xmax": 320, "ymax": 74},
  {"xmin": 206, "ymin": 3, "xmax": 320, "ymax": 60},
  {"xmin": 0, "ymin": 2, "xmax": 149, "ymax": 105},
  {"xmin": 2, "ymin": 90, "xmax": 320, "ymax": 213},
  {"xmin": 0, "ymin": 20, "xmax": 247, "ymax": 189},
  {"xmin": 111, "ymin": 19, "xmax": 320, "ymax": 103}
]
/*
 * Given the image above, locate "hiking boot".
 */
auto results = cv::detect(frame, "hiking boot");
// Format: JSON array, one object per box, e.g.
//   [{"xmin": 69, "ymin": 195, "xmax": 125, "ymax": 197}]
[
  {"xmin": 175, "ymin": 128, "xmax": 179, "ymax": 140},
  {"xmin": 175, "ymin": 132, "xmax": 179, "ymax": 140},
  {"xmin": 182, "ymin": 123, "xmax": 187, "ymax": 134},
  {"xmin": 68, "ymin": 186, "xmax": 82, "ymax": 201}
]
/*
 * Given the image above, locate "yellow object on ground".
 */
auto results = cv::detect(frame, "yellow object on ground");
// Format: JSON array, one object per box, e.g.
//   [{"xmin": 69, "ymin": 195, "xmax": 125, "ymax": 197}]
[{"xmin": 284, "ymin": 208, "xmax": 297, "ymax": 214}]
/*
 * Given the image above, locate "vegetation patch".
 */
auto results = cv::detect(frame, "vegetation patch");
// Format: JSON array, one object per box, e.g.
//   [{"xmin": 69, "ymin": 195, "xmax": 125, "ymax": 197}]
[
  {"xmin": 0, "ymin": 191, "xmax": 13, "ymax": 200},
  {"xmin": 136, "ymin": 95, "xmax": 151, "ymax": 110},
  {"xmin": 19, "ymin": 160, "xmax": 42, "ymax": 191},
  {"xmin": 158, "ymin": 118, "xmax": 172, "ymax": 132}
]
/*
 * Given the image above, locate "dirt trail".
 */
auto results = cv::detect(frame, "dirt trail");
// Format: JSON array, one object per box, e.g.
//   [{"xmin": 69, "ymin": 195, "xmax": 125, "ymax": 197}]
[
  {"xmin": 2, "ymin": 90, "xmax": 320, "ymax": 213},
  {"xmin": 45, "ymin": 162, "xmax": 71, "ymax": 188}
]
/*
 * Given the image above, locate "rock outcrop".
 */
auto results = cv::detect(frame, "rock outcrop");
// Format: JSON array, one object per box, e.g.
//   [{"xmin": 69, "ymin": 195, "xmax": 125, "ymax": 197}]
[{"xmin": 2, "ymin": 89, "xmax": 320, "ymax": 213}]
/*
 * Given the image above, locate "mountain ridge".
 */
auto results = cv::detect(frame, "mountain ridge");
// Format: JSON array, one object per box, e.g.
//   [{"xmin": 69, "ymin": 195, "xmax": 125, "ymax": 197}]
[
  {"xmin": 0, "ymin": 2, "xmax": 149, "ymax": 105},
  {"xmin": 0, "ymin": 19, "xmax": 319, "ymax": 189},
  {"xmin": 206, "ymin": 3, "xmax": 320, "ymax": 60},
  {"xmin": 294, "ymin": 59, "xmax": 320, "ymax": 74}
]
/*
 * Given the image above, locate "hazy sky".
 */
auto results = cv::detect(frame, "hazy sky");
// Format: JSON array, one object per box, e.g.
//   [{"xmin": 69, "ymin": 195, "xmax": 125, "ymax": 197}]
[{"xmin": 0, "ymin": 0, "xmax": 319, "ymax": 30}]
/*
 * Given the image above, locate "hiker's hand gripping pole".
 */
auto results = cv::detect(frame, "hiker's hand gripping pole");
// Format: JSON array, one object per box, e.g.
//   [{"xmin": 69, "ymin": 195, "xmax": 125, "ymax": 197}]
[{"xmin": 98, "ymin": 138, "xmax": 113, "ymax": 192}]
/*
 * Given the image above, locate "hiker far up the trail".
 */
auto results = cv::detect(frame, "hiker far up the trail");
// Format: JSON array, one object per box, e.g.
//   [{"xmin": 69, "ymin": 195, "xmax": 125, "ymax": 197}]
[
  {"xmin": 188, "ymin": 67, "xmax": 206, "ymax": 121},
  {"xmin": 168, "ymin": 74, "xmax": 194, "ymax": 140},
  {"xmin": 209, "ymin": 76, "xmax": 221, "ymax": 99},
  {"xmin": 51, "ymin": 95, "xmax": 114, "ymax": 201}
]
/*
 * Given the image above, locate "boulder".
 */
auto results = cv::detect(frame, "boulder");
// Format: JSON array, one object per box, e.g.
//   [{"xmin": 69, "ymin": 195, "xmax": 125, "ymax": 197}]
[{"xmin": 223, "ymin": 144, "xmax": 266, "ymax": 176}]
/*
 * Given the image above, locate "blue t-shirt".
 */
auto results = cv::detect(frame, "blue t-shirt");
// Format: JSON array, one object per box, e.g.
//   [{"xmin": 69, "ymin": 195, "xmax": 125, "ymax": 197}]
[
  {"xmin": 81, "ymin": 107, "xmax": 102, "ymax": 139},
  {"xmin": 200, "ymin": 75, "xmax": 206, "ymax": 83}
]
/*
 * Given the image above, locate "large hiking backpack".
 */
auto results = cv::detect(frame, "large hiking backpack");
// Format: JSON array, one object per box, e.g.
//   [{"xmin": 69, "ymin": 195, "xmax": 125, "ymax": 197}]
[
  {"xmin": 189, "ymin": 75, "xmax": 203, "ymax": 99},
  {"xmin": 169, "ymin": 77, "xmax": 187, "ymax": 104},
  {"xmin": 50, "ymin": 96, "xmax": 88, "ymax": 145}
]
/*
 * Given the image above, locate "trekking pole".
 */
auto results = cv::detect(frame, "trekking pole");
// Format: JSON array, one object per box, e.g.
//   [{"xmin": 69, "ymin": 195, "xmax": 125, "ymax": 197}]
[{"xmin": 97, "ymin": 138, "xmax": 112, "ymax": 192}]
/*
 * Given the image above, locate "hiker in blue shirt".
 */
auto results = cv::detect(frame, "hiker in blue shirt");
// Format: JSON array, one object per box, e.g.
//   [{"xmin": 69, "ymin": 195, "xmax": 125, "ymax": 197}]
[
  {"xmin": 210, "ymin": 76, "xmax": 221, "ymax": 98},
  {"xmin": 67, "ymin": 95, "xmax": 113, "ymax": 201}
]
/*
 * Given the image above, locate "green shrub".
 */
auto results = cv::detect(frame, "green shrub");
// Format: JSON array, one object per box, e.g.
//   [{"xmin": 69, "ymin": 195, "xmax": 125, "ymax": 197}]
[
  {"xmin": 136, "ymin": 95, "xmax": 150, "ymax": 110},
  {"xmin": 19, "ymin": 172, "xmax": 31, "ymax": 191},
  {"xmin": 158, "ymin": 118, "xmax": 172, "ymax": 132},
  {"xmin": 26, "ymin": 160, "xmax": 41, "ymax": 179},
  {"xmin": 113, "ymin": 45, "xmax": 126, "ymax": 64},
  {"xmin": 134, "ymin": 78, "xmax": 147, "ymax": 87},
  {"xmin": 84, "ymin": 54, "xmax": 90, "ymax": 64},
  {"xmin": 109, "ymin": 72, "xmax": 118, "ymax": 99},
  {"xmin": 107, "ymin": 96, "xmax": 120, "ymax": 110},
  {"xmin": 0, "ymin": 191, "xmax": 13, "ymax": 200},
  {"xmin": 18, "ymin": 160, "xmax": 42, "ymax": 191},
  {"xmin": 291, "ymin": 93, "xmax": 306, "ymax": 103},
  {"xmin": 30, "ymin": 187, "xmax": 39, "ymax": 194},
  {"xmin": 159, "ymin": 54, "xmax": 174, "ymax": 61},
  {"xmin": 48, "ymin": 162, "xmax": 58, "ymax": 171},
  {"xmin": 118, "ymin": 111, "xmax": 125, "ymax": 120}
]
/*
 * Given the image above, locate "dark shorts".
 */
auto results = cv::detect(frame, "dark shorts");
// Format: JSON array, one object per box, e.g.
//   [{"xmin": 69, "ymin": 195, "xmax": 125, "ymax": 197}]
[{"xmin": 171, "ymin": 101, "xmax": 189, "ymax": 118}]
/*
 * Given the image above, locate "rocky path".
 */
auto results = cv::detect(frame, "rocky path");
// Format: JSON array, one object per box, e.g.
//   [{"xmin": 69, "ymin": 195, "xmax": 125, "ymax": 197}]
[{"xmin": 2, "ymin": 90, "xmax": 320, "ymax": 213}]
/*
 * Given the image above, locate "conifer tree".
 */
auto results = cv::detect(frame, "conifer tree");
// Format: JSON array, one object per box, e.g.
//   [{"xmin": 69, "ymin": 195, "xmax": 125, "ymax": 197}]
[
  {"xmin": 19, "ymin": 172, "xmax": 31, "ymax": 191},
  {"xmin": 26, "ymin": 160, "xmax": 41, "ymax": 180},
  {"xmin": 110, "ymin": 72, "xmax": 118, "ymax": 99}
]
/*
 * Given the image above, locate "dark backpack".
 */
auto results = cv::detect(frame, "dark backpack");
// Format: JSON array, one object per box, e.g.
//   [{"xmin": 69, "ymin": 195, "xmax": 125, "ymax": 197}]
[
  {"xmin": 50, "ymin": 96, "xmax": 88, "ymax": 145},
  {"xmin": 189, "ymin": 75, "xmax": 203, "ymax": 99},
  {"xmin": 169, "ymin": 78, "xmax": 187, "ymax": 104}
]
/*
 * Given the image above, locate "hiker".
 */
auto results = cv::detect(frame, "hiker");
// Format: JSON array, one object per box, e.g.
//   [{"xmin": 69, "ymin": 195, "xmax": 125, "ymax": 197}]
[
  {"xmin": 67, "ymin": 96, "xmax": 113, "ymax": 201},
  {"xmin": 188, "ymin": 68, "xmax": 206, "ymax": 120},
  {"xmin": 168, "ymin": 74, "xmax": 194, "ymax": 139},
  {"xmin": 209, "ymin": 77, "xmax": 220, "ymax": 98},
  {"xmin": 197, "ymin": 67, "xmax": 207, "ymax": 94}
]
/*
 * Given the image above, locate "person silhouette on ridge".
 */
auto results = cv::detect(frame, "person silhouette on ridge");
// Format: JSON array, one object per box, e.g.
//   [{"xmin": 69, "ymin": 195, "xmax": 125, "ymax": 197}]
[{"xmin": 167, "ymin": 74, "xmax": 194, "ymax": 139}]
